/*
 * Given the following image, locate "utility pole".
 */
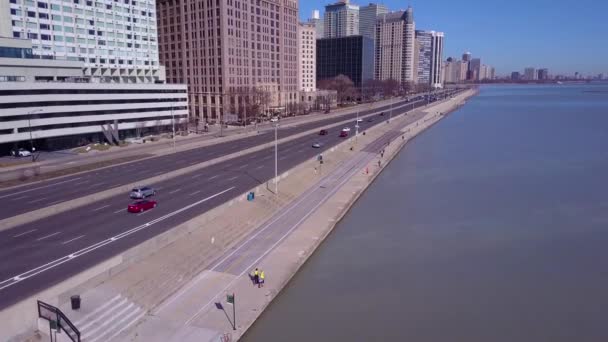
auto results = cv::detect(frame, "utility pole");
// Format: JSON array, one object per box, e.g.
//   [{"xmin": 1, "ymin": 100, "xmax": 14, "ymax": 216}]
[
  {"xmin": 28, "ymin": 109, "xmax": 43, "ymax": 163},
  {"xmin": 274, "ymin": 123, "xmax": 278, "ymax": 195},
  {"xmin": 171, "ymin": 103, "xmax": 176, "ymax": 150}
]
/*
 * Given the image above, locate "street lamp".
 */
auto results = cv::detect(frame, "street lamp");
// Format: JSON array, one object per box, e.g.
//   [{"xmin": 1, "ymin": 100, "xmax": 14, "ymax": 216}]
[
  {"xmin": 274, "ymin": 122, "xmax": 278, "ymax": 195},
  {"xmin": 27, "ymin": 109, "xmax": 43, "ymax": 162},
  {"xmin": 171, "ymin": 102, "xmax": 176, "ymax": 150}
]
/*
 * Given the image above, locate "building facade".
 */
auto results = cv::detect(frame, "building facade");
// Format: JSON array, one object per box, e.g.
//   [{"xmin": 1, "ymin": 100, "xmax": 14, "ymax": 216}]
[
  {"xmin": 537, "ymin": 68, "xmax": 549, "ymax": 80},
  {"xmin": 310, "ymin": 10, "xmax": 324, "ymax": 39},
  {"xmin": 374, "ymin": 8, "xmax": 416, "ymax": 84},
  {"xmin": 7, "ymin": 0, "xmax": 163, "ymax": 83},
  {"xmin": 524, "ymin": 67, "xmax": 537, "ymax": 80},
  {"xmin": 157, "ymin": 0, "xmax": 299, "ymax": 122},
  {"xmin": 415, "ymin": 30, "xmax": 443, "ymax": 87},
  {"xmin": 469, "ymin": 58, "xmax": 481, "ymax": 81},
  {"xmin": 359, "ymin": 3, "xmax": 387, "ymax": 40},
  {"xmin": 298, "ymin": 22, "xmax": 316, "ymax": 92},
  {"xmin": 317, "ymin": 35, "xmax": 373, "ymax": 88},
  {"xmin": 324, "ymin": 0, "xmax": 359, "ymax": 38}
]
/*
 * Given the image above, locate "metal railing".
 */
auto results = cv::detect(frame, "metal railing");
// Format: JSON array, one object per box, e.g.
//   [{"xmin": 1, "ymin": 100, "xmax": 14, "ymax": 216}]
[{"xmin": 37, "ymin": 300, "xmax": 81, "ymax": 342}]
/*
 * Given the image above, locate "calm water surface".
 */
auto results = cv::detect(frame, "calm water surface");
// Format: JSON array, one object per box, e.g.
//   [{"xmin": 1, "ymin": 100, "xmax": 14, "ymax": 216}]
[{"xmin": 242, "ymin": 84, "xmax": 608, "ymax": 342}]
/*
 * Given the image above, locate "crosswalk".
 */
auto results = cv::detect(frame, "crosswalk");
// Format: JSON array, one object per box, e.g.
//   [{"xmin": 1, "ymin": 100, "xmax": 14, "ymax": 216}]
[{"xmin": 73, "ymin": 294, "xmax": 145, "ymax": 342}]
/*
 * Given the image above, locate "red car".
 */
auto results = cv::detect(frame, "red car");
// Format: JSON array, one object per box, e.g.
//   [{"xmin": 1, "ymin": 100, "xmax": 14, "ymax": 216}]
[
  {"xmin": 339, "ymin": 131, "xmax": 348, "ymax": 137},
  {"xmin": 128, "ymin": 200, "xmax": 157, "ymax": 213}
]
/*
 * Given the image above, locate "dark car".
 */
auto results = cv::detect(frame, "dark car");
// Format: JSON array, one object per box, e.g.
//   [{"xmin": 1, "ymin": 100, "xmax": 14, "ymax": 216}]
[
  {"xmin": 319, "ymin": 129, "xmax": 328, "ymax": 135},
  {"xmin": 339, "ymin": 131, "xmax": 348, "ymax": 138},
  {"xmin": 367, "ymin": 118, "xmax": 374, "ymax": 123},
  {"xmin": 379, "ymin": 112, "xmax": 385, "ymax": 116},
  {"xmin": 128, "ymin": 200, "xmax": 157, "ymax": 213}
]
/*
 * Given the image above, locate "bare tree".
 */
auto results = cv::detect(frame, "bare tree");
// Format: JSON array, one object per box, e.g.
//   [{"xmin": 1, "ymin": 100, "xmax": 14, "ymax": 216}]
[{"xmin": 318, "ymin": 74, "xmax": 356, "ymax": 105}]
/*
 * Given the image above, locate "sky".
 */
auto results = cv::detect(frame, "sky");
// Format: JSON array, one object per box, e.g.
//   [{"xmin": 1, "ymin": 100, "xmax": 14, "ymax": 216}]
[{"xmin": 300, "ymin": 0, "xmax": 608, "ymax": 76}]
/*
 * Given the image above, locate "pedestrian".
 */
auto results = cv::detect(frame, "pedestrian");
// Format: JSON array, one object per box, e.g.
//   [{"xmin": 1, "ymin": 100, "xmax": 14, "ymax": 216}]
[
  {"xmin": 259, "ymin": 270, "xmax": 265, "ymax": 288},
  {"xmin": 253, "ymin": 268, "xmax": 259, "ymax": 286},
  {"xmin": 378, "ymin": 160, "xmax": 381, "ymax": 167},
  {"xmin": 314, "ymin": 167, "xmax": 318, "ymax": 175}
]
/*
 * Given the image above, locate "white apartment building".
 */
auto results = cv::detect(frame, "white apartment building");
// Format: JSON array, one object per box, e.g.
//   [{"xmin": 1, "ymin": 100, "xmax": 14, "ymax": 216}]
[
  {"xmin": 374, "ymin": 7, "xmax": 416, "ymax": 84},
  {"xmin": 324, "ymin": 0, "xmax": 359, "ymax": 38},
  {"xmin": 359, "ymin": 3, "xmax": 387, "ymax": 40},
  {"xmin": 415, "ymin": 30, "xmax": 444, "ymax": 88},
  {"xmin": 298, "ymin": 22, "xmax": 316, "ymax": 92},
  {"xmin": 7, "ymin": 0, "xmax": 163, "ymax": 83}
]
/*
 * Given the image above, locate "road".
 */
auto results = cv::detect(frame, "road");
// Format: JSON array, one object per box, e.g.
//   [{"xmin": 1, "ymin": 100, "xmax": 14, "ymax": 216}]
[
  {"xmin": 0, "ymin": 99, "xmax": 412, "ymax": 220},
  {"xmin": 0, "ymin": 90, "xmax": 462, "ymax": 309}
]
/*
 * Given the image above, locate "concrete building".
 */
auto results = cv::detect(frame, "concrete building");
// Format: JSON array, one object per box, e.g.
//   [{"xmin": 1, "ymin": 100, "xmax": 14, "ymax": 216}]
[
  {"xmin": 0, "ymin": 0, "xmax": 11, "ymax": 37},
  {"xmin": 415, "ymin": 30, "xmax": 444, "ymax": 87},
  {"xmin": 310, "ymin": 10, "xmax": 324, "ymax": 39},
  {"xmin": 156, "ymin": 0, "xmax": 300, "ymax": 122},
  {"xmin": 298, "ymin": 22, "xmax": 316, "ymax": 92},
  {"xmin": 374, "ymin": 7, "xmax": 416, "ymax": 84},
  {"xmin": 462, "ymin": 51, "xmax": 472, "ymax": 62},
  {"xmin": 458, "ymin": 60, "xmax": 469, "ymax": 81},
  {"xmin": 7, "ymin": 0, "xmax": 163, "ymax": 83},
  {"xmin": 443, "ymin": 58, "xmax": 462, "ymax": 84},
  {"xmin": 469, "ymin": 58, "xmax": 481, "ymax": 81},
  {"xmin": 511, "ymin": 71, "xmax": 521, "ymax": 81},
  {"xmin": 317, "ymin": 35, "xmax": 374, "ymax": 88},
  {"xmin": 0, "ymin": 37, "xmax": 187, "ymax": 153},
  {"xmin": 525, "ymin": 67, "xmax": 537, "ymax": 80},
  {"xmin": 359, "ymin": 3, "xmax": 387, "ymax": 40},
  {"xmin": 537, "ymin": 68, "xmax": 549, "ymax": 80},
  {"xmin": 324, "ymin": 0, "xmax": 360, "ymax": 38}
]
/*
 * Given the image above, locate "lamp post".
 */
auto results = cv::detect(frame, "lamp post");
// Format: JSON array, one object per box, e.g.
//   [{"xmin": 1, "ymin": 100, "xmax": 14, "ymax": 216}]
[
  {"xmin": 274, "ymin": 123, "xmax": 278, "ymax": 195},
  {"xmin": 171, "ymin": 102, "xmax": 176, "ymax": 150},
  {"xmin": 27, "ymin": 109, "xmax": 43, "ymax": 162}
]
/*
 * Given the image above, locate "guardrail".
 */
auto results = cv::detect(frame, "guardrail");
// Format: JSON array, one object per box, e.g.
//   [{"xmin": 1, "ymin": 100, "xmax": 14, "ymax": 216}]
[{"xmin": 37, "ymin": 300, "xmax": 80, "ymax": 342}]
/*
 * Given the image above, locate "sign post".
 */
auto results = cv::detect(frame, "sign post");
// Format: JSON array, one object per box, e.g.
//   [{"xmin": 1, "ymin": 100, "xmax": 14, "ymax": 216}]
[{"xmin": 227, "ymin": 293, "xmax": 236, "ymax": 331}]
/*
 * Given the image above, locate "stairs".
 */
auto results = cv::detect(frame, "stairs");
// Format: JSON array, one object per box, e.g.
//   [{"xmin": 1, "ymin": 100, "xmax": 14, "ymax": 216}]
[{"xmin": 73, "ymin": 295, "xmax": 145, "ymax": 342}]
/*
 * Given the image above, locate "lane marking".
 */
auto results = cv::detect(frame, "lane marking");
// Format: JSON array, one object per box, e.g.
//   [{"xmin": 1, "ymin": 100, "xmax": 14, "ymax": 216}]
[
  {"xmin": 280, "ymin": 156, "xmax": 288, "ymax": 160},
  {"xmin": 13, "ymin": 229, "xmax": 37, "ymax": 238},
  {"xmin": 61, "ymin": 235, "xmax": 85, "ymax": 245},
  {"xmin": 238, "ymin": 163, "xmax": 249, "ymax": 169},
  {"xmin": 227, "ymin": 176, "xmax": 238, "ymax": 181},
  {"xmin": 89, "ymin": 182, "xmax": 106, "ymax": 188},
  {"xmin": 0, "ymin": 177, "xmax": 83, "ymax": 200},
  {"xmin": 255, "ymin": 165, "xmax": 264, "ymax": 170},
  {"xmin": 169, "ymin": 188, "xmax": 182, "ymax": 194},
  {"xmin": 73, "ymin": 180, "xmax": 89, "ymax": 186},
  {"xmin": 10, "ymin": 195, "xmax": 29, "ymax": 201},
  {"xmin": 0, "ymin": 187, "xmax": 235, "ymax": 292},
  {"xmin": 191, "ymin": 174, "xmax": 202, "ymax": 179},
  {"xmin": 93, "ymin": 204, "xmax": 110, "ymax": 212},
  {"xmin": 27, "ymin": 197, "xmax": 48, "ymax": 204},
  {"xmin": 189, "ymin": 190, "xmax": 201, "ymax": 196},
  {"xmin": 37, "ymin": 231, "xmax": 61, "ymax": 241},
  {"xmin": 208, "ymin": 175, "xmax": 220, "ymax": 181},
  {"xmin": 113, "ymin": 209, "xmax": 125, "ymax": 214}
]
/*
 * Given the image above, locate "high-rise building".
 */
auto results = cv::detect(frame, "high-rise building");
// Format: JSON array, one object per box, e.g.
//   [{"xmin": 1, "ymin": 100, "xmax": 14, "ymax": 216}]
[
  {"xmin": 7, "ymin": 0, "xmax": 163, "ymax": 83},
  {"xmin": 310, "ymin": 10, "xmax": 325, "ymax": 39},
  {"xmin": 374, "ymin": 7, "xmax": 416, "ymax": 84},
  {"xmin": 317, "ymin": 35, "xmax": 374, "ymax": 88},
  {"xmin": 325, "ymin": 0, "xmax": 360, "ymax": 38},
  {"xmin": 415, "ymin": 30, "xmax": 444, "ymax": 87},
  {"xmin": 359, "ymin": 3, "xmax": 388, "ymax": 40},
  {"xmin": 469, "ymin": 58, "xmax": 481, "ymax": 81},
  {"xmin": 458, "ymin": 60, "xmax": 469, "ymax": 81},
  {"xmin": 511, "ymin": 71, "xmax": 521, "ymax": 81},
  {"xmin": 443, "ymin": 58, "xmax": 461, "ymax": 84},
  {"xmin": 298, "ymin": 22, "xmax": 316, "ymax": 92},
  {"xmin": 524, "ymin": 67, "xmax": 537, "ymax": 80},
  {"xmin": 462, "ymin": 52, "xmax": 472, "ymax": 62},
  {"xmin": 157, "ymin": 0, "xmax": 300, "ymax": 123},
  {"xmin": 0, "ymin": 0, "xmax": 11, "ymax": 37},
  {"xmin": 537, "ymin": 68, "xmax": 549, "ymax": 80}
]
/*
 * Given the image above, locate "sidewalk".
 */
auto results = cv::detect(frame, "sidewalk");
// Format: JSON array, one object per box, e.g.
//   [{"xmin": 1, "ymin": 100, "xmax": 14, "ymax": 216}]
[
  {"xmin": 0, "ymin": 97, "xmax": 402, "ymax": 185},
  {"xmin": 26, "ymin": 90, "xmax": 475, "ymax": 342}
]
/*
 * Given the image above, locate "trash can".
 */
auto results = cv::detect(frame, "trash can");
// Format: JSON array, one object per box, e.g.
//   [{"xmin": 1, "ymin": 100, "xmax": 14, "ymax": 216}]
[
  {"xmin": 71, "ymin": 295, "xmax": 81, "ymax": 310},
  {"xmin": 247, "ymin": 192, "xmax": 255, "ymax": 201}
]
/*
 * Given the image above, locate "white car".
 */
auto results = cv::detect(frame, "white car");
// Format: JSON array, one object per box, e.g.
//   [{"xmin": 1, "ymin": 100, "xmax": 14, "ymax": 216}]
[
  {"xmin": 12, "ymin": 149, "xmax": 32, "ymax": 157},
  {"xmin": 356, "ymin": 119, "xmax": 363, "ymax": 123},
  {"xmin": 270, "ymin": 117, "xmax": 279, "ymax": 122},
  {"xmin": 342, "ymin": 127, "xmax": 351, "ymax": 132}
]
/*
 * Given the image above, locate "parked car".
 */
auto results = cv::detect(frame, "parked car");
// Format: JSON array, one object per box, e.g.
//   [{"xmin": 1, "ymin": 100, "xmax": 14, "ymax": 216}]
[
  {"xmin": 312, "ymin": 142, "xmax": 322, "ymax": 148},
  {"xmin": 130, "ymin": 186, "xmax": 156, "ymax": 199},
  {"xmin": 128, "ymin": 200, "xmax": 157, "ymax": 213},
  {"xmin": 339, "ymin": 131, "xmax": 349, "ymax": 138},
  {"xmin": 11, "ymin": 148, "xmax": 31, "ymax": 157},
  {"xmin": 319, "ymin": 129, "xmax": 328, "ymax": 135}
]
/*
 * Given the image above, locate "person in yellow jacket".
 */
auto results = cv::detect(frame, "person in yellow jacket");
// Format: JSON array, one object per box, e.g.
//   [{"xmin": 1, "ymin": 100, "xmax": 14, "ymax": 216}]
[
  {"xmin": 259, "ymin": 270, "xmax": 265, "ymax": 288},
  {"xmin": 253, "ymin": 268, "xmax": 259, "ymax": 286}
]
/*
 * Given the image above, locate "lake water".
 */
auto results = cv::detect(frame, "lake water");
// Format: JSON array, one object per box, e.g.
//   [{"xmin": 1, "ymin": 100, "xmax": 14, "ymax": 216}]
[{"xmin": 242, "ymin": 84, "xmax": 608, "ymax": 342}]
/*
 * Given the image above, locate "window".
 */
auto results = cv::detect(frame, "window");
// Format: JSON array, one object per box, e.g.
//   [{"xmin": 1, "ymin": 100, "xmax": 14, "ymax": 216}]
[
  {"xmin": 39, "ymin": 13, "xmax": 49, "ymax": 19},
  {"xmin": 37, "ymin": 1, "xmax": 48, "ymax": 9},
  {"xmin": 88, "ymin": 29, "xmax": 95, "ymax": 35},
  {"xmin": 64, "ymin": 27, "xmax": 73, "ymax": 33},
  {"xmin": 65, "ymin": 36, "xmax": 74, "ymax": 42},
  {"xmin": 27, "ymin": 32, "xmax": 38, "ymax": 39},
  {"xmin": 54, "ymin": 35, "xmax": 63, "ymax": 41},
  {"xmin": 63, "ymin": 16, "xmax": 73, "ymax": 23},
  {"xmin": 50, "ymin": 4, "xmax": 60, "ymax": 10},
  {"xmin": 13, "ymin": 31, "xmax": 21, "ymax": 38},
  {"xmin": 41, "ymin": 34, "xmax": 51, "ymax": 40},
  {"xmin": 28, "ymin": 11, "xmax": 36, "ymax": 18},
  {"xmin": 62, "ymin": 5, "xmax": 72, "ymax": 12},
  {"xmin": 52, "ymin": 14, "xmax": 62, "ymax": 21},
  {"xmin": 40, "ymin": 23, "xmax": 50, "ymax": 30}
]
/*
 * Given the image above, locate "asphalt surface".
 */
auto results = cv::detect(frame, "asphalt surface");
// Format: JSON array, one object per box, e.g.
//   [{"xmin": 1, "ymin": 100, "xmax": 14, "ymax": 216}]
[
  {"xmin": 0, "ymin": 90, "xmax": 462, "ymax": 309},
  {"xmin": 0, "ymin": 99, "xmax": 412, "ymax": 221}
]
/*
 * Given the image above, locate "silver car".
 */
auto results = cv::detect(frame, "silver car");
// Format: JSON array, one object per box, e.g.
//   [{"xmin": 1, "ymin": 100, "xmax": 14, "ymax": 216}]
[{"xmin": 130, "ymin": 186, "xmax": 156, "ymax": 199}]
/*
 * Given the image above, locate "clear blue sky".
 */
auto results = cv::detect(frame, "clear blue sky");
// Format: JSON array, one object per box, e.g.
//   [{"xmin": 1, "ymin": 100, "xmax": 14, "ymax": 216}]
[{"xmin": 300, "ymin": 0, "xmax": 608, "ymax": 76}]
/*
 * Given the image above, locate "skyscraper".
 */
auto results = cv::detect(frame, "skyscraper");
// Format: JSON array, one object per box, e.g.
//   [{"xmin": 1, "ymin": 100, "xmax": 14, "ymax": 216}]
[
  {"xmin": 298, "ymin": 22, "xmax": 317, "ymax": 92},
  {"xmin": 524, "ymin": 67, "xmax": 537, "ymax": 80},
  {"xmin": 317, "ymin": 36, "xmax": 374, "ymax": 88},
  {"xmin": 310, "ymin": 10, "xmax": 325, "ymax": 39},
  {"xmin": 324, "ymin": 0, "xmax": 360, "ymax": 38},
  {"xmin": 537, "ymin": 68, "xmax": 549, "ymax": 80},
  {"xmin": 374, "ymin": 7, "xmax": 416, "ymax": 84},
  {"xmin": 157, "ymin": 0, "xmax": 300, "ymax": 123},
  {"xmin": 7, "ymin": 0, "xmax": 163, "ymax": 83},
  {"xmin": 462, "ymin": 52, "xmax": 472, "ymax": 62},
  {"xmin": 415, "ymin": 30, "xmax": 444, "ymax": 87},
  {"xmin": 469, "ymin": 58, "xmax": 481, "ymax": 81},
  {"xmin": 359, "ymin": 3, "xmax": 388, "ymax": 40}
]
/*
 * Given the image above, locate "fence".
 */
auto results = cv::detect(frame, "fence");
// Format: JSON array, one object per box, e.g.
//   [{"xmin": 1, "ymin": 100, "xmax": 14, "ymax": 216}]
[{"xmin": 37, "ymin": 300, "xmax": 81, "ymax": 342}]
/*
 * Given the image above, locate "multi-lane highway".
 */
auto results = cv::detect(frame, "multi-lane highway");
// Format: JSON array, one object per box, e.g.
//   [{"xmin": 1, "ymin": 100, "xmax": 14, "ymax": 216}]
[
  {"xmin": 0, "ymin": 90, "xmax": 462, "ymax": 309},
  {"xmin": 0, "ymin": 99, "xmax": 412, "ymax": 220}
]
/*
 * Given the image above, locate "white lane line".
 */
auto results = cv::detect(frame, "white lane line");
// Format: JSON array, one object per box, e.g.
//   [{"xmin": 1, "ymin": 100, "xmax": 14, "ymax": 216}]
[
  {"xmin": 113, "ymin": 209, "xmax": 125, "ymax": 214},
  {"xmin": 48, "ymin": 199, "xmax": 64, "ymax": 206},
  {"xmin": 37, "ymin": 231, "xmax": 61, "ymax": 241},
  {"xmin": 73, "ymin": 180, "xmax": 89, "ymax": 186},
  {"xmin": 208, "ymin": 175, "xmax": 219, "ymax": 181},
  {"xmin": 0, "ymin": 187, "xmax": 235, "ymax": 292},
  {"xmin": 262, "ymin": 155, "xmax": 272, "ymax": 160},
  {"xmin": 280, "ymin": 156, "xmax": 288, "ymax": 160},
  {"xmin": 238, "ymin": 163, "xmax": 249, "ymax": 169},
  {"xmin": 89, "ymin": 182, "xmax": 106, "ymax": 188},
  {"xmin": 223, "ymin": 163, "xmax": 233, "ymax": 168},
  {"xmin": 10, "ymin": 195, "xmax": 28, "ymax": 201},
  {"xmin": 227, "ymin": 176, "xmax": 239, "ymax": 181},
  {"xmin": 0, "ymin": 177, "xmax": 83, "ymax": 200},
  {"xmin": 66, "ymin": 161, "xmax": 76, "ymax": 165},
  {"xmin": 191, "ymin": 174, "xmax": 202, "ymax": 179},
  {"xmin": 61, "ymin": 235, "xmax": 85, "ymax": 245},
  {"xmin": 169, "ymin": 188, "xmax": 182, "ymax": 194},
  {"xmin": 255, "ymin": 165, "xmax": 264, "ymax": 170},
  {"xmin": 137, "ymin": 210, "xmax": 152, "ymax": 216},
  {"xmin": 189, "ymin": 190, "xmax": 201, "ymax": 196},
  {"xmin": 13, "ymin": 229, "xmax": 37, "ymax": 238},
  {"xmin": 27, "ymin": 197, "xmax": 48, "ymax": 204},
  {"xmin": 93, "ymin": 204, "xmax": 110, "ymax": 212}
]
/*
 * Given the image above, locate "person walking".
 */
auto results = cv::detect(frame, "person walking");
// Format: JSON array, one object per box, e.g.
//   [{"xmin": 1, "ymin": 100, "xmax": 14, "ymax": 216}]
[
  {"xmin": 253, "ymin": 268, "xmax": 259, "ymax": 286},
  {"xmin": 259, "ymin": 270, "xmax": 265, "ymax": 288}
]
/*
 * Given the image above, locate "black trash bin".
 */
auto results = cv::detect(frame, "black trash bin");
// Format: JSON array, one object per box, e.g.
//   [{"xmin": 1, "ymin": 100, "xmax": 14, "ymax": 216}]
[{"xmin": 71, "ymin": 295, "xmax": 81, "ymax": 310}]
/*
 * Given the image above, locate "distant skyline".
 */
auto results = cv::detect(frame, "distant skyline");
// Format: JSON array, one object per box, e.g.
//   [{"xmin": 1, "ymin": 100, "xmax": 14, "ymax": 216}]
[{"xmin": 300, "ymin": 0, "xmax": 608, "ymax": 76}]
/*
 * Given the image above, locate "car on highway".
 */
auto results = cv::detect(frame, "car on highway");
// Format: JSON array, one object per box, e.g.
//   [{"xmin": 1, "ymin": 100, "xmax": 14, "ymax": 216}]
[
  {"xmin": 128, "ymin": 200, "xmax": 157, "ymax": 213},
  {"xmin": 367, "ymin": 117, "xmax": 374, "ymax": 123},
  {"xmin": 130, "ymin": 186, "xmax": 156, "ymax": 199},
  {"xmin": 11, "ymin": 148, "xmax": 31, "ymax": 157},
  {"xmin": 312, "ymin": 142, "xmax": 322, "ymax": 148},
  {"xmin": 356, "ymin": 118, "xmax": 363, "ymax": 123},
  {"xmin": 319, "ymin": 129, "xmax": 328, "ymax": 135},
  {"xmin": 379, "ymin": 112, "xmax": 385, "ymax": 116},
  {"xmin": 339, "ymin": 131, "xmax": 349, "ymax": 138},
  {"xmin": 341, "ymin": 127, "xmax": 351, "ymax": 132},
  {"xmin": 270, "ymin": 117, "xmax": 279, "ymax": 122}
]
